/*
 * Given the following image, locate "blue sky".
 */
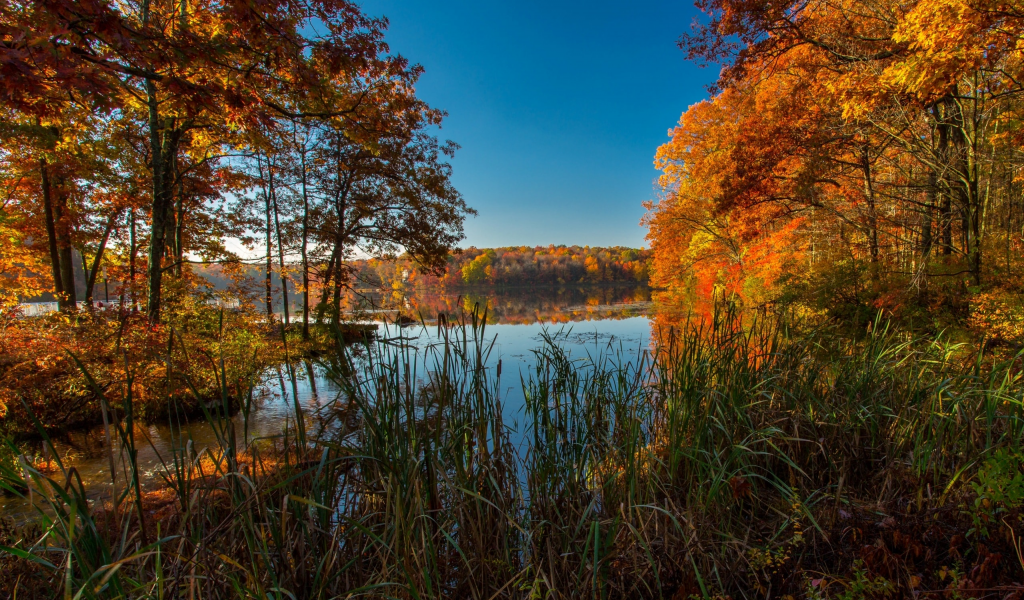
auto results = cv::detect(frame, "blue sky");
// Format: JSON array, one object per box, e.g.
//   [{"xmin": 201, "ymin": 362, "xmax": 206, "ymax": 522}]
[{"xmin": 356, "ymin": 0, "xmax": 717, "ymax": 249}]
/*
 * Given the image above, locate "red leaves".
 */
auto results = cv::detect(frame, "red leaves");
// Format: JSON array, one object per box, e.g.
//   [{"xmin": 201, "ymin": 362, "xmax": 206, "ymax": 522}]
[{"xmin": 729, "ymin": 474, "xmax": 752, "ymax": 500}]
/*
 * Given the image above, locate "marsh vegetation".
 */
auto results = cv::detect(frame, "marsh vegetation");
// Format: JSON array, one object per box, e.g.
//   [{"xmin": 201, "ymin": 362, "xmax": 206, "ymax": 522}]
[{"xmin": 3, "ymin": 305, "xmax": 1023, "ymax": 598}]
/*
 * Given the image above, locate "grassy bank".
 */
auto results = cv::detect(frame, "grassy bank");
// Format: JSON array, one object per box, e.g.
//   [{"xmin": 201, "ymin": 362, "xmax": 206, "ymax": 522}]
[{"xmin": 2, "ymin": 307, "xmax": 1024, "ymax": 598}]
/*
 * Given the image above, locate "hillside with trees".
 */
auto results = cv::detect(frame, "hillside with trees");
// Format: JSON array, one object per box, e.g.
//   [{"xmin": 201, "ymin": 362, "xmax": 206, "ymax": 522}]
[{"xmin": 351, "ymin": 245, "xmax": 651, "ymax": 289}]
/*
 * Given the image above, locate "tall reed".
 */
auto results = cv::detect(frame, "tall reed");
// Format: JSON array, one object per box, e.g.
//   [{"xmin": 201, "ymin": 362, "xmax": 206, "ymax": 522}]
[{"xmin": 2, "ymin": 305, "xmax": 1022, "ymax": 598}]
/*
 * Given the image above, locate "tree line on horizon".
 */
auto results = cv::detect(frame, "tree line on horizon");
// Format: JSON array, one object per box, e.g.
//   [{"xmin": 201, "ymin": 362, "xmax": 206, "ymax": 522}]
[
  {"xmin": 350, "ymin": 245, "xmax": 651, "ymax": 289},
  {"xmin": 646, "ymin": 0, "xmax": 1024, "ymax": 338},
  {"xmin": 0, "ymin": 0, "xmax": 472, "ymax": 332}
]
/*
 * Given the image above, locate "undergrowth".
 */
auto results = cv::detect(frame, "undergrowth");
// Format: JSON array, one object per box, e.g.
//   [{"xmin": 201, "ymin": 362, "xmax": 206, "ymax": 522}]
[{"xmin": 1, "ymin": 305, "xmax": 1023, "ymax": 598}]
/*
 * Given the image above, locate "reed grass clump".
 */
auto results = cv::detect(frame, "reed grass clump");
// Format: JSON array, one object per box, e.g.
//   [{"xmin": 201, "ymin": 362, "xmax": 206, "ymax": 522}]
[{"xmin": 2, "ymin": 306, "xmax": 1023, "ymax": 598}]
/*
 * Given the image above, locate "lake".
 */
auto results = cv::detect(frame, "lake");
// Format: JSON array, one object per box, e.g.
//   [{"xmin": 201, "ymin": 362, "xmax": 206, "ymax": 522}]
[{"xmin": 1, "ymin": 285, "xmax": 653, "ymax": 520}]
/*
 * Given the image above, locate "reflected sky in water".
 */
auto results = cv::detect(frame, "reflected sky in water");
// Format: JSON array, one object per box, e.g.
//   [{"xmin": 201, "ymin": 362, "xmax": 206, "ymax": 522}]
[{"xmin": 2, "ymin": 286, "xmax": 652, "ymax": 521}]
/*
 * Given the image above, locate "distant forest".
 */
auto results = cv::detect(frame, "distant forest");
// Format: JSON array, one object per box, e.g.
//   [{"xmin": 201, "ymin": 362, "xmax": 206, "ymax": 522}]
[
  {"xmin": 351, "ymin": 245, "xmax": 651, "ymax": 289},
  {"xmin": 18, "ymin": 245, "xmax": 649, "ymax": 307}
]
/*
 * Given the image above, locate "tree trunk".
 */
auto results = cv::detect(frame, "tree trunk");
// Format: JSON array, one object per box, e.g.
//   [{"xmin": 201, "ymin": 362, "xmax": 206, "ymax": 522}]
[
  {"xmin": 947, "ymin": 93, "xmax": 982, "ymax": 284},
  {"xmin": 923, "ymin": 169, "xmax": 936, "ymax": 259},
  {"xmin": 142, "ymin": 0, "xmax": 169, "ymax": 322},
  {"xmin": 331, "ymin": 247, "xmax": 343, "ymax": 322},
  {"xmin": 969, "ymin": 162, "xmax": 982, "ymax": 284},
  {"xmin": 166, "ymin": 152, "xmax": 184, "ymax": 277},
  {"xmin": 174, "ymin": 191, "xmax": 184, "ymax": 276},
  {"xmin": 260, "ymin": 154, "xmax": 273, "ymax": 320},
  {"xmin": 53, "ymin": 185, "xmax": 77, "ymax": 309},
  {"xmin": 145, "ymin": 76, "xmax": 172, "ymax": 322},
  {"xmin": 860, "ymin": 145, "xmax": 880, "ymax": 285},
  {"xmin": 84, "ymin": 211, "xmax": 119, "ymax": 307},
  {"xmin": 129, "ymin": 207, "xmax": 137, "ymax": 310},
  {"xmin": 935, "ymin": 100, "xmax": 953, "ymax": 256},
  {"xmin": 171, "ymin": 150, "xmax": 185, "ymax": 276},
  {"xmin": 272, "ymin": 180, "xmax": 289, "ymax": 326},
  {"xmin": 299, "ymin": 131, "xmax": 310, "ymax": 340},
  {"xmin": 315, "ymin": 244, "xmax": 341, "ymax": 324},
  {"xmin": 166, "ymin": 156, "xmax": 178, "ymax": 276},
  {"xmin": 330, "ymin": 181, "xmax": 351, "ymax": 324},
  {"xmin": 39, "ymin": 159, "xmax": 67, "ymax": 309}
]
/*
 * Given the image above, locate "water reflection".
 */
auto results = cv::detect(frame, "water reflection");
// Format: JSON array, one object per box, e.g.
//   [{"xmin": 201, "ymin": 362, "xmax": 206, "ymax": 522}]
[
  {"xmin": 2, "ymin": 286, "xmax": 653, "ymax": 521},
  {"xmin": 0, "ymin": 361, "xmax": 345, "ymax": 521},
  {"xmin": 343, "ymin": 284, "xmax": 652, "ymax": 324}
]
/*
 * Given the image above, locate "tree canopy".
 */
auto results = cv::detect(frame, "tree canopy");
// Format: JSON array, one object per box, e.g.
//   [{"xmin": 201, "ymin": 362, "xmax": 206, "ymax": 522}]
[
  {"xmin": 647, "ymin": 0, "xmax": 1024, "ymax": 329},
  {"xmin": 0, "ymin": 0, "xmax": 472, "ymax": 326}
]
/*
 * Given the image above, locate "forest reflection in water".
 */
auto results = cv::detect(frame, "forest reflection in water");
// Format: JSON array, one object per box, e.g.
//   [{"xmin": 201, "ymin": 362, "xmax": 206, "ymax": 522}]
[
  {"xmin": 341, "ymin": 283, "xmax": 653, "ymax": 325},
  {"xmin": 1, "ymin": 284, "xmax": 656, "ymax": 521}
]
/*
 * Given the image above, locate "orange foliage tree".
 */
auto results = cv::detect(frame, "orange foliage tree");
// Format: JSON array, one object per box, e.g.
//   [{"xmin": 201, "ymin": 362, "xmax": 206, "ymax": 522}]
[{"xmin": 647, "ymin": 0, "xmax": 1024, "ymax": 333}]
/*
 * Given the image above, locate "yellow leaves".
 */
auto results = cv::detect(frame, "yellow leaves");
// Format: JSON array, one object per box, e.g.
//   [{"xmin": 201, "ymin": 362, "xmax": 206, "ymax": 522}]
[
  {"xmin": 0, "ymin": 216, "xmax": 47, "ymax": 306},
  {"xmin": 968, "ymin": 289, "xmax": 1024, "ymax": 345},
  {"xmin": 0, "ymin": 388, "xmax": 12, "ymax": 418},
  {"xmin": 714, "ymin": 0, "xmax": 1024, "ymax": 115},
  {"xmin": 460, "ymin": 253, "xmax": 492, "ymax": 284},
  {"xmin": 877, "ymin": 0, "xmax": 1024, "ymax": 100},
  {"xmin": 893, "ymin": 0, "xmax": 976, "ymax": 51}
]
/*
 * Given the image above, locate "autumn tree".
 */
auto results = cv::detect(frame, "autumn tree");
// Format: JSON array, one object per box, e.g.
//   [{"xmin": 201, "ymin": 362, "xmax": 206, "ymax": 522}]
[
  {"xmin": 2, "ymin": 0, "xmax": 473, "ymax": 324},
  {"xmin": 283, "ymin": 99, "xmax": 472, "ymax": 323},
  {"xmin": 647, "ymin": 0, "xmax": 1024, "ymax": 322}
]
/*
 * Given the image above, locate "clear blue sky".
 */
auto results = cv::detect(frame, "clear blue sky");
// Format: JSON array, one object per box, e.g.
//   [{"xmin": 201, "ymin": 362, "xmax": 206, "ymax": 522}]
[{"xmin": 356, "ymin": 0, "xmax": 717, "ymax": 249}]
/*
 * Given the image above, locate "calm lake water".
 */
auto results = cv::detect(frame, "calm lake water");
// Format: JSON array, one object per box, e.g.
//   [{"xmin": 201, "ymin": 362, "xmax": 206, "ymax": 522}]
[{"xmin": 2, "ymin": 285, "xmax": 653, "ymax": 520}]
